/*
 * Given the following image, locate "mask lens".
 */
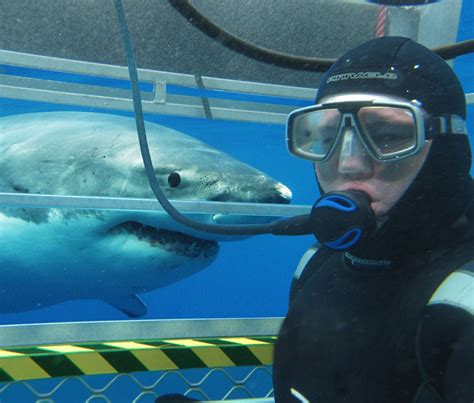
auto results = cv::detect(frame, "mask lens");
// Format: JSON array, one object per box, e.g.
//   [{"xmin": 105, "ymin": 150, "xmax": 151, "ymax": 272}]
[
  {"xmin": 290, "ymin": 108, "xmax": 342, "ymax": 160},
  {"xmin": 358, "ymin": 106, "xmax": 417, "ymax": 158}
]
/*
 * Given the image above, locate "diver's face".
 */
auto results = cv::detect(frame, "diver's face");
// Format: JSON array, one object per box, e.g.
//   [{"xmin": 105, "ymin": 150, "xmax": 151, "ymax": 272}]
[{"xmin": 314, "ymin": 100, "xmax": 432, "ymax": 217}]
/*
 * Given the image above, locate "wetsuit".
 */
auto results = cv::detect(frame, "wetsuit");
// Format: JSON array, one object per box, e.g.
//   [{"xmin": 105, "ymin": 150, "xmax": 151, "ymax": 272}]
[{"xmin": 273, "ymin": 198, "xmax": 474, "ymax": 402}]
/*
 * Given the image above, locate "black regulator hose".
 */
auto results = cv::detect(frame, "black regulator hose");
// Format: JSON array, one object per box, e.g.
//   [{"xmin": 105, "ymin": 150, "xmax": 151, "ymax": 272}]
[
  {"xmin": 167, "ymin": 0, "xmax": 474, "ymax": 69},
  {"xmin": 113, "ymin": 0, "xmax": 433, "ymax": 246},
  {"xmin": 434, "ymin": 39, "xmax": 474, "ymax": 60},
  {"xmin": 113, "ymin": 0, "xmax": 313, "ymax": 237}
]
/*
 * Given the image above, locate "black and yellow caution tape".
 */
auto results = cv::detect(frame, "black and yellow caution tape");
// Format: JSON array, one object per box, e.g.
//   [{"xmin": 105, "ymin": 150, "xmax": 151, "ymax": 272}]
[{"xmin": 0, "ymin": 336, "xmax": 276, "ymax": 381}]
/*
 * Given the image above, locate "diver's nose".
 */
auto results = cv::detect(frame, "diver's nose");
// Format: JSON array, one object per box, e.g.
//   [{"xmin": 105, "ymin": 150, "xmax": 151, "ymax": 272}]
[{"xmin": 338, "ymin": 127, "xmax": 373, "ymax": 178}]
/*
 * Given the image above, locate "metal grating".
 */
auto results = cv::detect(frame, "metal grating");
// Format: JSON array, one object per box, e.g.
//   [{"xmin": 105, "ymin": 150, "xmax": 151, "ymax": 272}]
[
  {"xmin": 0, "ymin": 320, "xmax": 281, "ymax": 401},
  {"xmin": 0, "ymin": 367, "xmax": 274, "ymax": 402}
]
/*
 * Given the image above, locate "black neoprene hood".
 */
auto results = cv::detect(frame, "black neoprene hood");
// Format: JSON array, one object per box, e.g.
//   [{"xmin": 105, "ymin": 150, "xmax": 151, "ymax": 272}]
[
  {"xmin": 316, "ymin": 36, "xmax": 466, "ymax": 119},
  {"xmin": 313, "ymin": 36, "xmax": 472, "ymax": 260}
]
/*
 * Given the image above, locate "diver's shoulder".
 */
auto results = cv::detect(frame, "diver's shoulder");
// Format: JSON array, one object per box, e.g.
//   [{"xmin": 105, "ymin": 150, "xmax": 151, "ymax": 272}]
[
  {"xmin": 289, "ymin": 245, "xmax": 337, "ymax": 304},
  {"xmin": 428, "ymin": 260, "xmax": 474, "ymax": 316}
]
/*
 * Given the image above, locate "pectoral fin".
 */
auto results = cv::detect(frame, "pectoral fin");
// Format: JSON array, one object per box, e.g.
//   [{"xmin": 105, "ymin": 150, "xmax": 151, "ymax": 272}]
[{"xmin": 105, "ymin": 295, "xmax": 148, "ymax": 317}]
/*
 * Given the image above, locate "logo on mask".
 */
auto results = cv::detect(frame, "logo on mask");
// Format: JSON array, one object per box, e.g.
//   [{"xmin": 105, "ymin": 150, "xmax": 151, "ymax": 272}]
[{"xmin": 327, "ymin": 71, "xmax": 398, "ymax": 83}]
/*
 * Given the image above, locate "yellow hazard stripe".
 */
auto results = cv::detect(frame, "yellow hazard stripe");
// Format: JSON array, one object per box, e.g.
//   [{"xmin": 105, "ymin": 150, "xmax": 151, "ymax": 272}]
[
  {"xmin": 37, "ymin": 345, "xmax": 118, "ymax": 375},
  {"xmin": 0, "ymin": 336, "xmax": 275, "ymax": 381},
  {"xmin": 192, "ymin": 346, "xmax": 235, "ymax": 367},
  {"xmin": 131, "ymin": 349, "xmax": 179, "ymax": 371},
  {"xmin": 0, "ymin": 356, "xmax": 50, "ymax": 380},
  {"xmin": 248, "ymin": 345, "xmax": 273, "ymax": 365},
  {"xmin": 67, "ymin": 352, "xmax": 118, "ymax": 375}
]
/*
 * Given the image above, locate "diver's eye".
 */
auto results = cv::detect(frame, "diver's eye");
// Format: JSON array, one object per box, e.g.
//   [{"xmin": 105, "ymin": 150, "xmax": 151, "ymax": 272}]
[{"xmin": 168, "ymin": 172, "xmax": 181, "ymax": 188}]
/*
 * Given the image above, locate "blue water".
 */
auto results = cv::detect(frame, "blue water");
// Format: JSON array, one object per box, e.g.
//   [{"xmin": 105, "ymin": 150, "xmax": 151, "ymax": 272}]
[
  {"xmin": 0, "ymin": 1, "xmax": 472, "ymax": 329},
  {"xmin": 0, "ymin": 3, "xmax": 472, "ymax": 403},
  {"xmin": 0, "ymin": 104, "xmax": 315, "ymax": 324}
]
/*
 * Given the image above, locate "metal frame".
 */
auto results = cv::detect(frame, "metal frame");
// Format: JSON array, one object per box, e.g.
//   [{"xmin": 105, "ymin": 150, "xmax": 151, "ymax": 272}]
[
  {"xmin": 0, "ymin": 49, "xmax": 316, "ymax": 125},
  {"xmin": 0, "ymin": 192, "xmax": 311, "ymax": 218},
  {"xmin": 0, "ymin": 49, "xmax": 472, "ymax": 348},
  {"xmin": 0, "ymin": 318, "xmax": 283, "ymax": 348},
  {"xmin": 0, "ymin": 48, "xmax": 317, "ymax": 217},
  {"xmin": 0, "ymin": 4, "xmax": 471, "ymax": 399},
  {"xmin": 0, "ymin": 49, "xmax": 471, "ymax": 216},
  {"xmin": 0, "ymin": 336, "xmax": 276, "ymax": 383}
]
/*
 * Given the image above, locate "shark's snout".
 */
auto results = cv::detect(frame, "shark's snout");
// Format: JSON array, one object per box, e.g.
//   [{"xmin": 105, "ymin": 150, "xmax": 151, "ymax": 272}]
[
  {"xmin": 245, "ymin": 182, "xmax": 293, "ymax": 204},
  {"xmin": 271, "ymin": 183, "xmax": 293, "ymax": 204},
  {"xmin": 207, "ymin": 180, "xmax": 292, "ymax": 205}
]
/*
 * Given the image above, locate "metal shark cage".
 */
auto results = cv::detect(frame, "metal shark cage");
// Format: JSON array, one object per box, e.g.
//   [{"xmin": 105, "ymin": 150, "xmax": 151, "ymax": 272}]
[
  {"xmin": 1, "ymin": 0, "xmax": 472, "ymax": 400},
  {"xmin": 0, "ymin": 48, "xmax": 473, "ymax": 402},
  {"xmin": 0, "ymin": 318, "xmax": 281, "ymax": 402},
  {"xmin": 0, "ymin": 47, "xmax": 474, "ymax": 402},
  {"xmin": 1, "ymin": 47, "xmax": 473, "ymax": 403},
  {"xmin": 0, "ymin": 48, "xmax": 315, "ymax": 402}
]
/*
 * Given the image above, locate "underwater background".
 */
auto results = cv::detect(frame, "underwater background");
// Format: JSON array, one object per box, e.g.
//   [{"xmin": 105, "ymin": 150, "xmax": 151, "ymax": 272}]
[
  {"xmin": 0, "ymin": 0, "xmax": 472, "ymax": 326},
  {"xmin": 0, "ymin": 1, "xmax": 472, "ymax": 402}
]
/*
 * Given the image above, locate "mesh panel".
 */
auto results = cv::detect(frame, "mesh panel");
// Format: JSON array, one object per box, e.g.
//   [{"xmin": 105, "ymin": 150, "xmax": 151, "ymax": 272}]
[{"xmin": 0, "ymin": 366, "xmax": 273, "ymax": 402}]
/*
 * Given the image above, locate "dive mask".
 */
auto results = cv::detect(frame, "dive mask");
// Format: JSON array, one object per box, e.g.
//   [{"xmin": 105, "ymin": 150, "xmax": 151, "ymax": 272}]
[{"xmin": 286, "ymin": 93, "xmax": 467, "ymax": 162}]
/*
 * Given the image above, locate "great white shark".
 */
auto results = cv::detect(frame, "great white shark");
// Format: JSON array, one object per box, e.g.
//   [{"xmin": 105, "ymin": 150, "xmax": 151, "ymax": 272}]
[{"xmin": 0, "ymin": 111, "xmax": 291, "ymax": 317}]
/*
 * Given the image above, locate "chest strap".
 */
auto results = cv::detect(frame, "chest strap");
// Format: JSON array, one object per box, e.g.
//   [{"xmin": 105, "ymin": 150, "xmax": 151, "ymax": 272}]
[
  {"xmin": 427, "ymin": 264, "xmax": 474, "ymax": 315},
  {"xmin": 293, "ymin": 245, "xmax": 319, "ymax": 281}
]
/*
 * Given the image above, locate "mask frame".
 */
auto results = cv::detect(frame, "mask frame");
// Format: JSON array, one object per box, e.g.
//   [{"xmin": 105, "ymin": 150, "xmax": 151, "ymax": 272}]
[{"xmin": 286, "ymin": 93, "xmax": 467, "ymax": 163}]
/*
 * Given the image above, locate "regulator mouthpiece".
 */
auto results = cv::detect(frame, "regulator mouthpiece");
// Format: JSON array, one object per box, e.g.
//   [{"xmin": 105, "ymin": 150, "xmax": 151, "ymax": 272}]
[{"xmin": 311, "ymin": 191, "xmax": 374, "ymax": 251}]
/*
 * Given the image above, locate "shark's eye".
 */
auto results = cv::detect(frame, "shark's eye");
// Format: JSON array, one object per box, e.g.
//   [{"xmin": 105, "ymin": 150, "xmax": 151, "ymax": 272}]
[{"xmin": 168, "ymin": 172, "xmax": 181, "ymax": 188}]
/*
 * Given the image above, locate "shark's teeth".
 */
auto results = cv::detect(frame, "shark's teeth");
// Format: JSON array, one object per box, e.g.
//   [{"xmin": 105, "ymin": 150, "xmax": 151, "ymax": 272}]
[{"xmin": 107, "ymin": 221, "xmax": 219, "ymax": 258}]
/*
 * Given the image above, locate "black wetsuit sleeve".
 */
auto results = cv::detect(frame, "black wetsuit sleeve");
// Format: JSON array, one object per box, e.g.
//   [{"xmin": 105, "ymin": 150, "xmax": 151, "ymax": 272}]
[
  {"xmin": 443, "ymin": 321, "xmax": 474, "ymax": 402},
  {"xmin": 418, "ymin": 275, "xmax": 474, "ymax": 403}
]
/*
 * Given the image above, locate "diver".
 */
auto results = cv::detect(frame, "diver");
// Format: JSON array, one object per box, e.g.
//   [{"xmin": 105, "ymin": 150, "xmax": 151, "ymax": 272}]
[
  {"xmin": 273, "ymin": 36, "xmax": 474, "ymax": 402},
  {"xmin": 155, "ymin": 36, "xmax": 473, "ymax": 403}
]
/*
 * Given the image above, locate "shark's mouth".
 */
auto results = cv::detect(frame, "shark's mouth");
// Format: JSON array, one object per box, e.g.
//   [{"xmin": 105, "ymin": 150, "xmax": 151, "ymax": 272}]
[{"xmin": 108, "ymin": 221, "xmax": 219, "ymax": 258}]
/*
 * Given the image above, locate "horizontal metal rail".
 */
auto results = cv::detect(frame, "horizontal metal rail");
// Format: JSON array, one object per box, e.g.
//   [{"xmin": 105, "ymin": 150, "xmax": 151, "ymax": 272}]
[
  {"xmin": 0, "ymin": 49, "xmax": 316, "ymax": 124},
  {"xmin": 467, "ymin": 92, "xmax": 474, "ymax": 105},
  {"xmin": 0, "ymin": 318, "xmax": 282, "ymax": 383},
  {"xmin": 0, "ymin": 192, "xmax": 311, "ymax": 217},
  {"xmin": 0, "ymin": 81, "xmax": 296, "ymax": 124},
  {"xmin": 0, "ymin": 49, "xmax": 471, "ymax": 126},
  {"xmin": 0, "ymin": 335, "xmax": 276, "ymax": 381},
  {"xmin": 0, "ymin": 49, "xmax": 315, "ymax": 99},
  {"xmin": 0, "ymin": 338, "xmax": 275, "ymax": 383},
  {"xmin": 0, "ymin": 318, "xmax": 283, "ymax": 348}
]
